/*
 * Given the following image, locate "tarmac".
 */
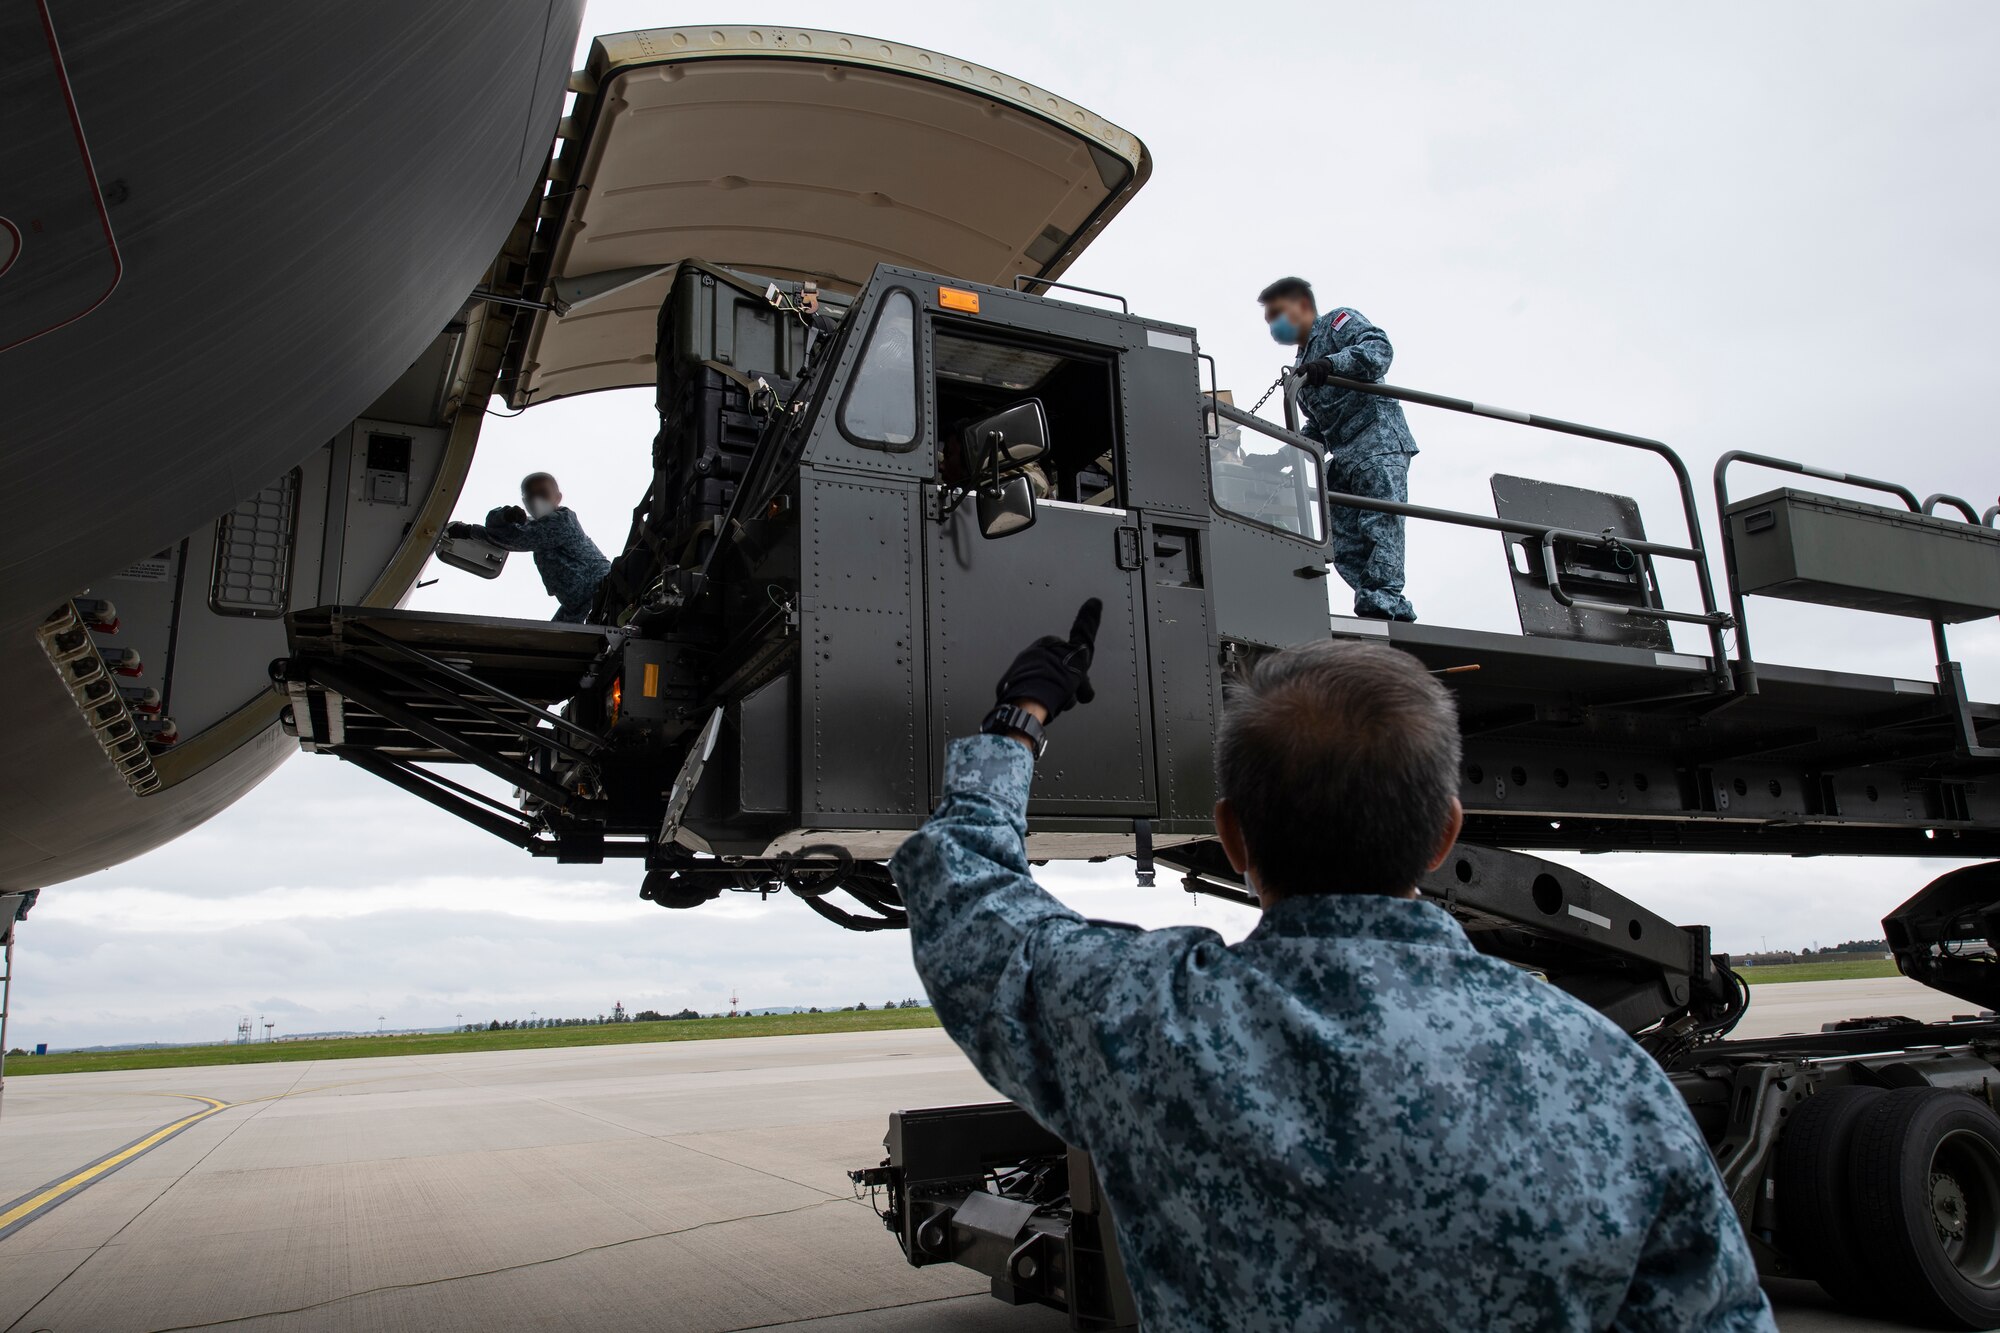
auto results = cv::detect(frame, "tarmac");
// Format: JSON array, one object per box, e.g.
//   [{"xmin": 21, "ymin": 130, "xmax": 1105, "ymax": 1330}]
[
  {"xmin": 1729, "ymin": 973, "xmax": 1969, "ymax": 1040},
  {"xmin": 0, "ymin": 976, "xmax": 1968, "ymax": 1332}
]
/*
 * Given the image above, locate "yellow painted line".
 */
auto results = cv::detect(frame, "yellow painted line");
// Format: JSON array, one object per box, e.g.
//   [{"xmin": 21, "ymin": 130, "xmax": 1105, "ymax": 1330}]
[
  {"xmin": 0, "ymin": 1093, "xmax": 230, "ymax": 1241},
  {"xmin": 0, "ymin": 1072, "xmax": 422, "ymax": 1243}
]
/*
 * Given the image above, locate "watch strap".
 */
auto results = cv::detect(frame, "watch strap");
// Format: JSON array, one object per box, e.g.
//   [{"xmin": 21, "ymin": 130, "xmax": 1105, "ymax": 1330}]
[{"xmin": 980, "ymin": 704, "xmax": 1048, "ymax": 757}]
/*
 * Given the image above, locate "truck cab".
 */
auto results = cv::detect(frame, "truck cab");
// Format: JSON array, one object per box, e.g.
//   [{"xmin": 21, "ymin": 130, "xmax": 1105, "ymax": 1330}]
[
  {"xmin": 277, "ymin": 259, "xmax": 1339, "ymax": 919},
  {"xmin": 732, "ymin": 264, "xmax": 1333, "ymax": 863}
]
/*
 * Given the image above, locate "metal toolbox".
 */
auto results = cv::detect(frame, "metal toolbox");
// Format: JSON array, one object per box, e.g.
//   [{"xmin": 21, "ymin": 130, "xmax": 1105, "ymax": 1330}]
[
  {"xmin": 1725, "ymin": 487, "xmax": 2000, "ymax": 622},
  {"xmin": 433, "ymin": 531, "xmax": 509, "ymax": 580}
]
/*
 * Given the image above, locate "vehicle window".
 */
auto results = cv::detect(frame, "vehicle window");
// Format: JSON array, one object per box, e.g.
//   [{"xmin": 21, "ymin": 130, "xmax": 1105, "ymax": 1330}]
[
  {"xmin": 1211, "ymin": 422, "xmax": 1324, "ymax": 541},
  {"xmin": 840, "ymin": 290, "xmax": 919, "ymax": 449},
  {"xmin": 934, "ymin": 334, "xmax": 1064, "ymax": 391},
  {"xmin": 934, "ymin": 328, "xmax": 1120, "ymax": 507}
]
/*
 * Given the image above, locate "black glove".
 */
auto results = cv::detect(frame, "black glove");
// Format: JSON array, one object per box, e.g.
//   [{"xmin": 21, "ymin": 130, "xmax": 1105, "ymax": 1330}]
[
  {"xmin": 1295, "ymin": 358, "xmax": 1336, "ymax": 388},
  {"xmin": 489, "ymin": 504, "xmax": 528, "ymax": 527},
  {"xmin": 996, "ymin": 598, "xmax": 1102, "ymax": 720},
  {"xmin": 444, "ymin": 521, "xmax": 474, "ymax": 539}
]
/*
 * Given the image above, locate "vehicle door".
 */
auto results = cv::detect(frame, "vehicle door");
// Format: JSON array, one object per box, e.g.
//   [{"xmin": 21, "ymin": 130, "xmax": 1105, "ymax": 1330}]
[
  {"xmin": 1206, "ymin": 408, "xmax": 1333, "ymax": 649},
  {"xmin": 912, "ymin": 296, "xmax": 1156, "ymax": 821}
]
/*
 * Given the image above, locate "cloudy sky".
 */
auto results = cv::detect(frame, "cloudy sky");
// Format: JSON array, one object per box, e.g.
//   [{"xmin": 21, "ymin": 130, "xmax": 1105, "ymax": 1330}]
[{"xmin": 17, "ymin": 0, "xmax": 2000, "ymax": 1050}]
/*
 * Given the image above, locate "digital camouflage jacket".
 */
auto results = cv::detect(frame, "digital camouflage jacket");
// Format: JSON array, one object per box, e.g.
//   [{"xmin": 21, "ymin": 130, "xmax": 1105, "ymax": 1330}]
[{"xmin": 891, "ymin": 735, "xmax": 1775, "ymax": 1333}]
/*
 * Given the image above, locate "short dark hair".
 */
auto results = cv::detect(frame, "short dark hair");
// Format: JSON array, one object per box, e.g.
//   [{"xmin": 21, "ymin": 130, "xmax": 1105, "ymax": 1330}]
[
  {"xmin": 1217, "ymin": 641, "xmax": 1462, "ymax": 898},
  {"xmin": 520, "ymin": 472, "xmax": 556, "ymax": 493},
  {"xmin": 1257, "ymin": 276, "xmax": 1314, "ymax": 306}
]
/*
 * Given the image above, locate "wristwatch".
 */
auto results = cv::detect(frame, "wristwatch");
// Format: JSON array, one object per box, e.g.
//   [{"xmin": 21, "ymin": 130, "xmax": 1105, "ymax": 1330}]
[{"xmin": 980, "ymin": 703, "xmax": 1048, "ymax": 757}]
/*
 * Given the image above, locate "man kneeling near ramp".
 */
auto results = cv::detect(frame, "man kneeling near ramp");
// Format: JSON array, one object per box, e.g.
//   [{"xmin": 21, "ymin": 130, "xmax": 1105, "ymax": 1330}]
[{"xmin": 891, "ymin": 614, "xmax": 1774, "ymax": 1331}]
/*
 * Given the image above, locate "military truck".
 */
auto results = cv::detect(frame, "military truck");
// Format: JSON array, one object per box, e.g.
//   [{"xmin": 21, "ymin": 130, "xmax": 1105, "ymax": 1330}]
[{"xmin": 270, "ymin": 23, "xmax": 2000, "ymax": 1332}]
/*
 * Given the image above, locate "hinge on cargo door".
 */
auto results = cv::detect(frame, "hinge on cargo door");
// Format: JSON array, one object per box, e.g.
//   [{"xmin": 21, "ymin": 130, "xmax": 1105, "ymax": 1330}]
[{"xmin": 1115, "ymin": 526, "xmax": 1143, "ymax": 570}]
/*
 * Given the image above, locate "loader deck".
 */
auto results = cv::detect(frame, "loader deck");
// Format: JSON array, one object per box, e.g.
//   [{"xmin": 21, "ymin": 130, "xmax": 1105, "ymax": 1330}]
[{"xmin": 1334, "ymin": 615, "xmax": 2000, "ymax": 858}]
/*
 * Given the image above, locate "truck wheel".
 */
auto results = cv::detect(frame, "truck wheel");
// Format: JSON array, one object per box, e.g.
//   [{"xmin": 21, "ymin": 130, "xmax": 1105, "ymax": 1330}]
[
  {"xmin": 1776, "ymin": 1084, "xmax": 1889, "ymax": 1311},
  {"xmin": 1849, "ymin": 1087, "xmax": 2000, "ymax": 1329}
]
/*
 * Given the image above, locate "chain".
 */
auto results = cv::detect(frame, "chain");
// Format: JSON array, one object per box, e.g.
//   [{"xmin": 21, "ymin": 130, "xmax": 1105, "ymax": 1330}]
[{"xmin": 1247, "ymin": 369, "xmax": 1291, "ymax": 416}]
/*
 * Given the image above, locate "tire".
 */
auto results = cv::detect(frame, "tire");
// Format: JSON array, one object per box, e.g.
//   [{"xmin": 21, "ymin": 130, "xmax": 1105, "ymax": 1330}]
[
  {"xmin": 1776, "ymin": 1084, "xmax": 1890, "ymax": 1311},
  {"xmin": 1849, "ymin": 1087, "xmax": 2000, "ymax": 1329}
]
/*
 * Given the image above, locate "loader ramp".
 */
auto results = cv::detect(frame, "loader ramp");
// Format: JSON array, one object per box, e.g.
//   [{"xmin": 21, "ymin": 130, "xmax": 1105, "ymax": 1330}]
[
  {"xmin": 277, "ymin": 607, "xmax": 615, "ymax": 852},
  {"xmin": 281, "ymin": 607, "xmax": 610, "ymax": 760}
]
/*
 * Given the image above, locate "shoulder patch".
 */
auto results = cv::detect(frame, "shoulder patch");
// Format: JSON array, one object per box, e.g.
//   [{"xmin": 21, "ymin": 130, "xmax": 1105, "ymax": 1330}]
[{"xmin": 1332, "ymin": 311, "xmax": 1352, "ymax": 330}]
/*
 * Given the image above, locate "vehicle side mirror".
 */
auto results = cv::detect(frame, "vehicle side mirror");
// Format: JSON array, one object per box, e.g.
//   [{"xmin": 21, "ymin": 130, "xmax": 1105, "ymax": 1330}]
[
  {"xmin": 964, "ymin": 399, "xmax": 1050, "ymax": 477},
  {"xmin": 976, "ymin": 475, "xmax": 1038, "ymax": 539}
]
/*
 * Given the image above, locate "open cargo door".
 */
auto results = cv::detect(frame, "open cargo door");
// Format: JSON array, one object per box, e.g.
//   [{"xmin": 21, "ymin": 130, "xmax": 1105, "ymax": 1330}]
[{"xmin": 505, "ymin": 25, "xmax": 1151, "ymax": 408}]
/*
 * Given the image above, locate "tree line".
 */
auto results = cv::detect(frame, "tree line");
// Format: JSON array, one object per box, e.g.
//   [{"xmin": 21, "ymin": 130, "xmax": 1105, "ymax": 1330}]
[{"xmin": 458, "ymin": 998, "xmax": 927, "ymax": 1032}]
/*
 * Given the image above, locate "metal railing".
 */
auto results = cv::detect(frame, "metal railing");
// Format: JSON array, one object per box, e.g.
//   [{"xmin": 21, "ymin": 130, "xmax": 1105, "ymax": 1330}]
[{"xmin": 1210, "ymin": 377, "xmax": 1736, "ymax": 686}]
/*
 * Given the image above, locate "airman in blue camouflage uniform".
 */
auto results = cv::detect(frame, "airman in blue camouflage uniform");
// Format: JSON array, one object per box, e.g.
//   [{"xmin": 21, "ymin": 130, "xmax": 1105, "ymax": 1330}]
[
  {"xmin": 1261, "ymin": 276, "xmax": 1419, "ymax": 621},
  {"xmin": 449, "ymin": 472, "xmax": 610, "ymax": 624},
  {"xmin": 892, "ymin": 616, "xmax": 1772, "ymax": 1332}
]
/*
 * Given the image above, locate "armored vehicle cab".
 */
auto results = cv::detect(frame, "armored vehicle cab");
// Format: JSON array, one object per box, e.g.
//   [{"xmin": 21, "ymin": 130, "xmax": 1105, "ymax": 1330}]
[
  {"xmin": 679, "ymin": 264, "xmax": 1333, "ymax": 864},
  {"xmin": 281, "ymin": 259, "xmax": 1347, "ymax": 924}
]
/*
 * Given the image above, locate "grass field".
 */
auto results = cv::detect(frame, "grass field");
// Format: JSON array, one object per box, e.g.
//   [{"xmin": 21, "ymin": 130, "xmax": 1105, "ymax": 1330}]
[
  {"xmin": 6, "ymin": 1007, "xmax": 941, "ymax": 1077},
  {"xmin": 1735, "ymin": 958, "xmax": 1901, "ymax": 985},
  {"xmin": 5, "ymin": 960, "xmax": 1908, "ymax": 1076}
]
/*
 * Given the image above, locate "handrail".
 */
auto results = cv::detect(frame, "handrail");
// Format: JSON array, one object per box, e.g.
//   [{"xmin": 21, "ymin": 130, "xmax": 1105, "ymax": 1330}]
[
  {"xmin": 1210, "ymin": 391, "xmax": 1734, "ymax": 683},
  {"xmin": 1925, "ymin": 492, "xmax": 1983, "ymax": 523},
  {"xmin": 1291, "ymin": 376, "xmax": 1732, "ymax": 668},
  {"xmin": 1010, "ymin": 274, "xmax": 1129, "ymax": 313},
  {"xmin": 1196, "ymin": 353, "xmax": 1220, "ymax": 440},
  {"xmin": 1713, "ymin": 450, "xmax": 1922, "ymax": 511}
]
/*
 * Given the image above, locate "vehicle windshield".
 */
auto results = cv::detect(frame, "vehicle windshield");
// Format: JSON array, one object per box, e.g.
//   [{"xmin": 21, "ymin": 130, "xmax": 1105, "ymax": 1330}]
[{"xmin": 1210, "ymin": 424, "xmax": 1324, "ymax": 540}]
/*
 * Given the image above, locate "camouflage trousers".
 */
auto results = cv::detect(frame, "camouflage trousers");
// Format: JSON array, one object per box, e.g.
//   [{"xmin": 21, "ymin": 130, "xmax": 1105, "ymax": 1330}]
[{"xmin": 1328, "ymin": 450, "xmax": 1416, "ymax": 620}]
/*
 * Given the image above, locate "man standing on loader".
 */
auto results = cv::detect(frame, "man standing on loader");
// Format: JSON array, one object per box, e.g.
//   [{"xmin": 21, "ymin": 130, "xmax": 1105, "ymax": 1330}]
[{"xmin": 1261, "ymin": 276, "xmax": 1419, "ymax": 621}]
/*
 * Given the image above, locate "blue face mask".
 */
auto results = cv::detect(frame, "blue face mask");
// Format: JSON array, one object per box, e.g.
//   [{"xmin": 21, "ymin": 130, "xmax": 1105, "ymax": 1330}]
[{"xmin": 1267, "ymin": 315, "xmax": 1299, "ymax": 346}]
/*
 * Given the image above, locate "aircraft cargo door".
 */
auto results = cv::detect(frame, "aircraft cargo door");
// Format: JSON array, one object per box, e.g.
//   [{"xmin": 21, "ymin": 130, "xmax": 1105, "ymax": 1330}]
[{"xmin": 922, "ymin": 326, "xmax": 1155, "ymax": 821}]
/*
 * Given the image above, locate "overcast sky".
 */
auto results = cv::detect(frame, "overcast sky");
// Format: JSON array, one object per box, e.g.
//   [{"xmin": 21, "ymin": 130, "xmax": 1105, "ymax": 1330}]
[{"xmin": 17, "ymin": 0, "xmax": 2000, "ymax": 1050}]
